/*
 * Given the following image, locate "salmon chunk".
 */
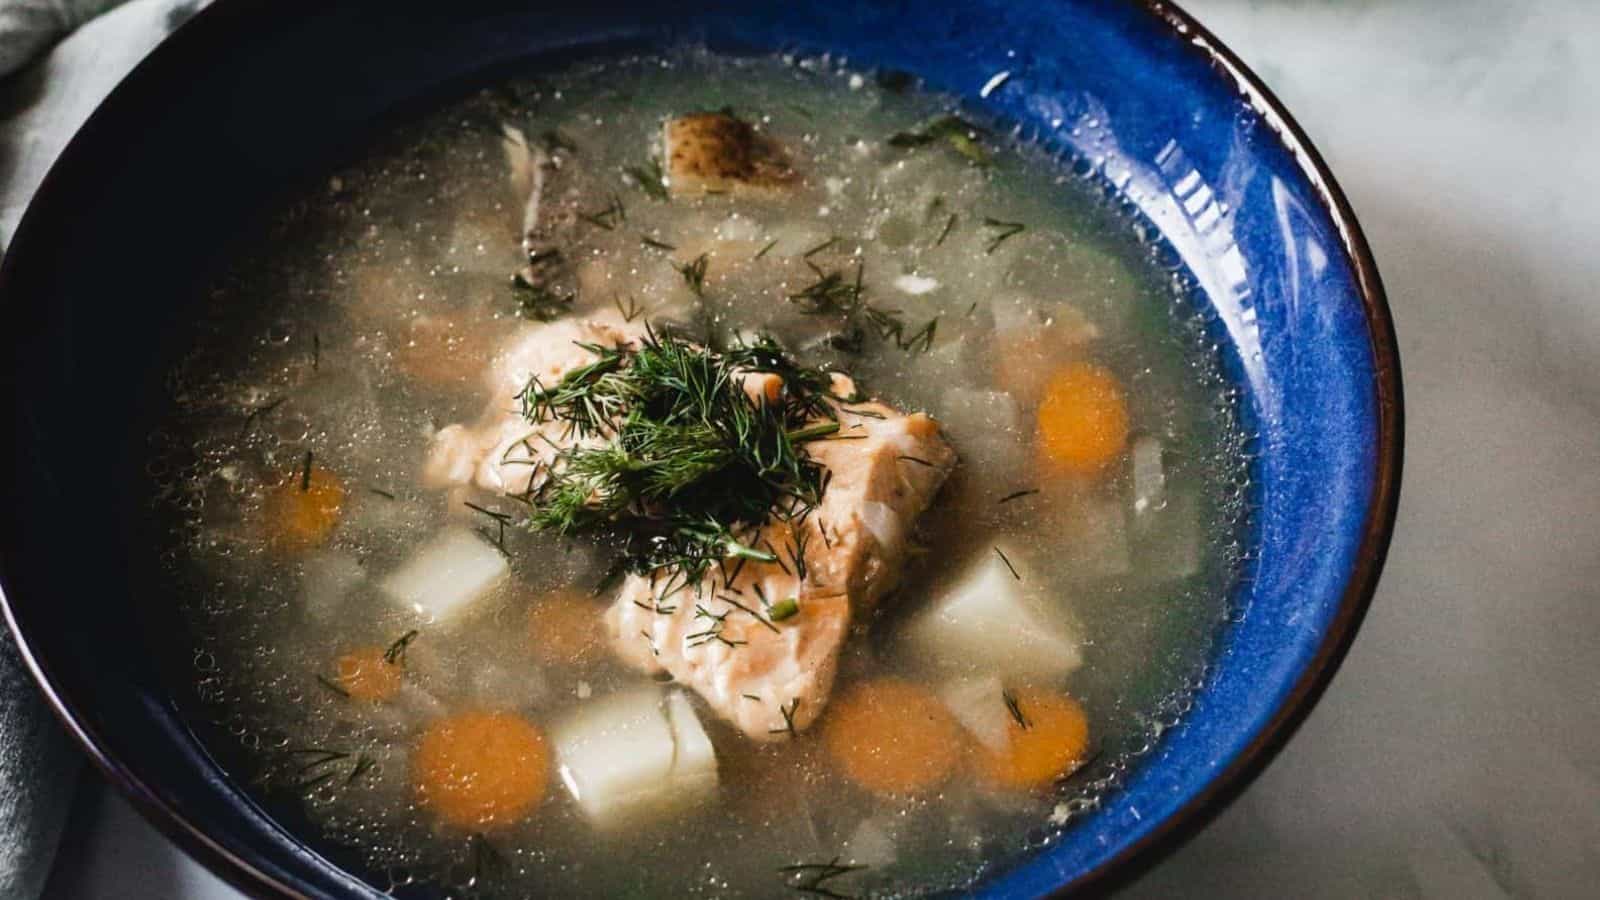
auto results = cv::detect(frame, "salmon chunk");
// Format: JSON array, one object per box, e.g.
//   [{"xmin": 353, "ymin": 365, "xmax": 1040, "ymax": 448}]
[
  {"xmin": 662, "ymin": 112, "xmax": 799, "ymax": 197},
  {"xmin": 605, "ymin": 401, "xmax": 955, "ymax": 740}
]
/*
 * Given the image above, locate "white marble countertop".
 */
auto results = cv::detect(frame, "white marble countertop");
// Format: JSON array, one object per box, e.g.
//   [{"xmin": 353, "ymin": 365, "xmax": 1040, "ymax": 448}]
[{"xmin": 8, "ymin": 1, "xmax": 1598, "ymax": 897}]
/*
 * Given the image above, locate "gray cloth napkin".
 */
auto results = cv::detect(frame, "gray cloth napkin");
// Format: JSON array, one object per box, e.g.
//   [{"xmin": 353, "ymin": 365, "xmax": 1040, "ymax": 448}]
[
  {"xmin": 0, "ymin": 0, "xmax": 126, "ymax": 77},
  {"xmin": 2, "ymin": 2, "xmax": 208, "ymax": 896}
]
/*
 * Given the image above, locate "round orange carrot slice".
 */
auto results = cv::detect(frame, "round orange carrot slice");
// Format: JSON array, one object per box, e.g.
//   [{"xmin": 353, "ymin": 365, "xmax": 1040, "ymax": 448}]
[
  {"xmin": 1036, "ymin": 361, "xmax": 1130, "ymax": 476},
  {"xmin": 333, "ymin": 646, "xmax": 402, "ymax": 702},
  {"xmin": 264, "ymin": 464, "xmax": 345, "ymax": 552},
  {"xmin": 822, "ymin": 678, "xmax": 963, "ymax": 797},
  {"xmin": 414, "ymin": 711, "xmax": 549, "ymax": 829}
]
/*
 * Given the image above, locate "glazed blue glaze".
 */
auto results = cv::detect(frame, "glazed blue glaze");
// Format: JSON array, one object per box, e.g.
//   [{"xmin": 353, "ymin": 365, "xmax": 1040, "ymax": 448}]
[{"xmin": 0, "ymin": 1, "xmax": 1395, "ymax": 897}]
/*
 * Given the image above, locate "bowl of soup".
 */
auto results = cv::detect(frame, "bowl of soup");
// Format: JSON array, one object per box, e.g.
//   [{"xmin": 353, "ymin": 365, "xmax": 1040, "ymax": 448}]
[{"xmin": 0, "ymin": 0, "xmax": 1400, "ymax": 896}]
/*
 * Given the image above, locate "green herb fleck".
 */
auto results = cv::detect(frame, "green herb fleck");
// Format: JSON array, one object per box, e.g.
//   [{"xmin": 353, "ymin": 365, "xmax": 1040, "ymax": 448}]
[
  {"xmin": 673, "ymin": 253, "xmax": 710, "ymax": 296},
  {"xmin": 1003, "ymin": 688, "xmax": 1031, "ymax": 730},
  {"xmin": 625, "ymin": 160, "xmax": 669, "ymax": 201},
  {"xmin": 382, "ymin": 629, "xmax": 420, "ymax": 665},
  {"xmin": 769, "ymin": 597, "xmax": 800, "ymax": 622},
  {"xmin": 888, "ymin": 114, "xmax": 992, "ymax": 166},
  {"xmin": 981, "ymin": 217, "xmax": 1026, "ymax": 254},
  {"xmin": 994, "ymin": 546, "xmax": 1021, "ymax": 580},
  {"xmin": 512, "ymin": 272, "xmax": 575, "ymax": 322}
]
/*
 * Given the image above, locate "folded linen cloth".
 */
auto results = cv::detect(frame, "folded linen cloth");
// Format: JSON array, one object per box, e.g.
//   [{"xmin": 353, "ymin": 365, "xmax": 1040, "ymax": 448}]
[
  {"xmin": 0, "ymin": 0, "xmax": 126, "ymax": 77},
  {"xmin": 2, "ymin": 3, "xmax": 211, "ymax": 897}
]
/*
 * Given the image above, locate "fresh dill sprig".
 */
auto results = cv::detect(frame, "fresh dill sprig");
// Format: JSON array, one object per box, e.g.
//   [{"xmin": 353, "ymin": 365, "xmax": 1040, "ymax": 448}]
[
  {"xmin": 382, "ymin": 629, "xmax": 420, "ymax": 665},
  {"xmin": 779, "ymin": 857, "xmax": 866, "ymax": 899},
  {"xmin": 613, "ymin": 294, "xmax": 644, "ymax": 323},
  {"xmin": 625, "ymin": 160, "xmax": 670, "ymax": 201},
  {"xmin": 994, "ymin": 546, "xmax": 1021, "ymax": 580},
  {"xmin": 511, "ymin": 272, "xmax": 575, "ymax": 322},
  {"xmin": 933, "ymin": 212, "xmax": 958, "ymax": 247},
  {"xmin": 1002, "ymin": 688, "xmax": 1031, "ymax": 730},
  {"xmin": 368, "ymin": 486, "xmax": 397, "ymax": 500},
  {"xmin": 888, "ymin": 114, "xmax": 993, "ymax": 166},
  {"xmin": 981, "ymin": 217, "xmax": 1026, "ymax": 254},
  {"xmin": 673, "ymin": 253, "xmax": 710, "ymax": 296},
  {"xmin": 639, "ymin": 235, "xmax": 677, "ymax": 252},
  {"xmin": 998, "ymin": 488, "xmax": 1040, "ymax": 504},
  {"xmin": 516, "ymin": 329, "xmax": 839, "ymax": 583},
  {"xmin": 754, "ymin": 238, "xmax": 779, "ymax": 260},
  {"xmin": 577, "ymin": 193, "xmax": 626, "ymax": 230},
  {"xmin": 314, "ymin": 674, "xmax": 349, "ymax": 698},
  {"xmin": 788, "ymin": 262, "xmax": 936, "ymax": 354},
  {"xmin": 769, "ymin": 697, "xmax": 802, "ymax": 736}
]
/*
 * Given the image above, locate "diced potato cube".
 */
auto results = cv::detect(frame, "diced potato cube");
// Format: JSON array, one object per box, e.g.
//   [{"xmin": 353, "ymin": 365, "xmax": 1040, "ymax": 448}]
[
  {"xmin": 553, "ymin": 687, "xmax": 718, "ymax": 829},
  {"xmin": 378, "ymin": 526, "xmax": 508, "ymax": 623},
  {"xmin": 938, "ymin": 675, "xmax": 1012, "ymax": 753},
  {"xmin": 901, "ymin": 542, "xmax": 1082, "ymax": 679}
]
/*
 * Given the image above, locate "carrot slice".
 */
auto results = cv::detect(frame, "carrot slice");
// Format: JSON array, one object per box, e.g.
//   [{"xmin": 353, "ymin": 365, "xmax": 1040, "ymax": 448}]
[
  {"xmin": 527, "ymin": 590, "xmax": 605, "ymax": 668},
  {"xmin": 414, "ymin": 711, "xmax": 550, "ymax": 829},
  {"xmin": 264, "ymin": 464, "xmax": 345, "ymax": 552},
  {"xmin": 1035, "ymin": 361, "xmax": 1129, "ymax": 476},
  {"xmin": 333, "ymin": 646, "xmax": 402, "ymax": 702},
  {"xmin": 978, "ymin": 687, "xmax": 1090, "ymax": 790},
  {"xmin": 822, "ymin": 678, "xmax": 963, "ymax": 797}
]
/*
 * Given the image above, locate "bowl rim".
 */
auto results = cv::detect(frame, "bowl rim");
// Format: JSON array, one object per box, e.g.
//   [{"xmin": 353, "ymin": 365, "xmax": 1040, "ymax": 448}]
[{"xmin": 0, "ymin": 0, "xmax": 1403, "ymax": 897}]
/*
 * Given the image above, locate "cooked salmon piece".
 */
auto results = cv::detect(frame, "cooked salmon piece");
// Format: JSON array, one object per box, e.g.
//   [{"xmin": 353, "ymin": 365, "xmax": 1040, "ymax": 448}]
[
  {"xmin": 662, "ymin": 112, "xmax": 799, "ymax": 197},
  {"xmin": 426, "ymin": 319, "xmax": 955, "ymax": 741},
  {"xmin": 605, "ymin": 398, "xmax": 955, "ymax": 740}
]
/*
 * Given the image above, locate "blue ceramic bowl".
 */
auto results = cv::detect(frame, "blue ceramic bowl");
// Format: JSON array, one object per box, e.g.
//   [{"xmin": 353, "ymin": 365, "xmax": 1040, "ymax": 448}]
[{"xmin": 0, "ymin": 0, "xmax": 1401, "ymax": 896}]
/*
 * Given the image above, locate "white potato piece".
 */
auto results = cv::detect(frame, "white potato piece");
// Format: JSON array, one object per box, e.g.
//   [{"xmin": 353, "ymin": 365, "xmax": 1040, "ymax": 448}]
[
  {"xmin": 553, "ymin": 687, "xmax": 719, "ymax": 829},
  {"xmin": 938, "ymin": 674, "xmax": 1012, "ymax": 753},
  {"xmin": 901, "ymin": 542, "xmax": 1082, "ymax": 679},
  {"xmin": 377, "ymin": 526, "xmax": 508, "ymax": 624}
]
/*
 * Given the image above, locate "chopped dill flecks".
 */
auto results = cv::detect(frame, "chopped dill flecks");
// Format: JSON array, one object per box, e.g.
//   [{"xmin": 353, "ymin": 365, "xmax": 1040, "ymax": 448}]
[
  {"xmin": 240, "ymin": 396, "xmax": 285, "ymax": 436},
  {"xmin": 1003, "ymin": 688, "xmax": 1031, "ymax": 730},
  {"xmin": 802, "ymin": 235, "xmax": 840, "ymax": 259},
  {"xmin": 778, "ymin": 857, "xmax": 867, "ymax": 899},
  {"xmin": 897, "ymin": 455, "xmax": 937, "ymax": 468},
  {"xmin": 368, "ymin": 487, "xmax": 397, "ymax": 500},
  {"xmin": 719, "ymin": 594, "xmax": 780, "ymax": 633},
  {"xmin": 511, "ymin": 272, "xmax": 575, "ymax": 322},
  {"xmin": 577, "ymin": 193, "xmax": 626, "ymax": 230},
  {"xmin": 769, "ymin": 697, "xmax": 802, "ymax": 736},
  {"xmin": 673, "ymin": 253, "xmax": 710, "ymax": 296},
  {"xmin": 768, "ymin": 597, "xmax": 800, "ymax": 622},
  {"xmin": 981, "ymin": 217, "xmax": 1026, "ymax": 254},
  {"xmin": 299, "ymin": 451, "xmax": 313, "ymax": 491},
  {"xmin": 965, "ymin": 301, "xmax": 979, "ymax": 317},
  {"xmin": 625, "ymin": 160, "xmax": 669, "ymax": 201},
  {"xmin": 789, "ymin": 264, "xmax": 863, "ymax": 315},
  {"xmin": 311, "ymin": 332, "xmax": 320, "ymax": 371},
  {"xmin": 754, "ymin": 238, "xmax": 779, "ymax": 260},
  {"xmin": 613, "ymin": 294, "xmax": 644, "ymax": 323},
  {"xmin": 888, "ymin": 114, "xmax": 992, "ymax": 166},
  {"xmin": 315, "ymin": 674, "xmax": 349, "ymax": 698},
  {"xmin": 464, "ymin": 501, "xmax": 511, "ymax": 553},
  {"xmin": 639, "ymin": 235, "xmax": 676, "ymax": 252},
  {"xmin": 382, "ymin": 629, "xmax": 420, "ymax": 665},
  {"xmin": 998, "ymin": 488, "xmax": 1040, "ymax": 504},
  {"xmin": 743, "ymin": 693, "xmax": 762, "ymax": 702},
  {"xmin": 345, "ymin": 753, "xmax": 376, "ymax": 785},
  {"xmin": 994, "ymin": 546, "xmax": 1021, "ymax": 580},
  {"xmin": 933, "ymin": 212, "xmax": 958, "ymax": 247}
]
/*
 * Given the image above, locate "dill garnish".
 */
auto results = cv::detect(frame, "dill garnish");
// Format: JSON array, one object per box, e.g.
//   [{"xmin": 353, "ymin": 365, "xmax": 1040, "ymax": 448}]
[
  {"xmin": 994, "ymin": 546, "xmax": 1021, "ymax": 580},
  {"xmin": 315, "ymin": 674, "xmax": 349, "ymax": 698},
  {"xmin": 240, "ymin": 396, "xmax": 285, "ymax": 436},
  {"xmin": 769, "ymin": 697, "xmax": 802, "ymax": 736},
  {"xmin": 998, "ymin": 488, "xmax": 1040, "ymax": 504},
  {"xmin": 511, "ymin": 272, "xmax": 575, "ymax": 322},
  {"xmin": 464, "ymin": 501, "xmax": 512, "ymax": 553},
  {"xmin": 612, "ymin": 294, "xmax": 644, "ymax": 323},
  {"xmin": 382, "ymin": 629, "xmax": 420, "ymax": 665},
  {"xmin": 516, "ymin": 329, "xmax": 838, "ymax": 584},
  {"xmin": 802, "ymin": 236, "xmax": 840, "ymax": 259},
  {"xmin": 279, "ymin": 747, "xmax": 371, "ymax": 791},
  {"xmin": 788, "ymin": 262, "xmax": 936, "ymax": 354},
  {"xmin": 639, "ymin": 235, "xmax": 677, "ymax": 252},
  {"xmin": 368, "ymin": 487, "xmax": 396, "ymax": 500},
  {"xmin": 779, "ymin": 857, "xmax": 867, "ymax": 899},
  {"xmin": 673, "ymin": 253, "xmax": 710, "ymax": 296},
  {"xmin": 577, "ymin": 193, "xmax": 626, "ymax": 230},
  {"xmin": 768, "ymin": 596, "xmax": 800, "ymax": 622},
  {"xmin": 718, "ymin": 594, "xmax": 780, "ymax": 633},
  {"xmin": 345, "ymin": 754, "xmax": 376, "ymax": 785},
  {"xmin": 897, "ymin": 455, "xmax": 937, "ymax": 468},
  {"xmin": 1003, "ymin": 688, "xmax": 1031, "ymax": 730},
  {"xmin": 888, "ymin": 114, "xmax": 992, "ymax": 166},
  {"xmin": 743, "ymin": 693, "xmax": 762, "ymax": 702},
  {"xmin": 299, "ymin": 451, "xmax": 313, "ymax": 491},
  {"xmin": 312, "ymin": 332, "xmax": 320, "ymax": 371},
  {"xmin": 981, "ymin": 217, "xmax": 1026, "ymax": 254},
  {"xmin": 754, "ymin": 238, "xmax": 779, "ymax": 260},
  {"xmin": 625, "ymin": 160, "xmax": 669, "ymax": 201},
  {"xmin": 933, "ymin": 212, "xmax": 958, "ymax": 247}
]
